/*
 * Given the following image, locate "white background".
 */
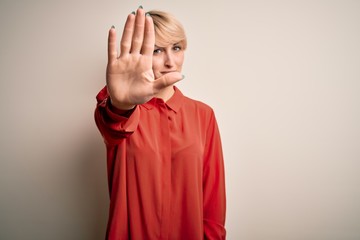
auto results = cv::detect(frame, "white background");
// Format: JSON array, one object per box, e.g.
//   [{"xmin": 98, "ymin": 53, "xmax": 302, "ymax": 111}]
[{"xmin": 1, "ymin": 0, "xmax": 359, "ymax": 239}]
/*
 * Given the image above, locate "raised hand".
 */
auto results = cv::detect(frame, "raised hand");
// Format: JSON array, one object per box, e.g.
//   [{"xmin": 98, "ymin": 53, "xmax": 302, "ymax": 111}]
[{"xmin": 106, "ymin": 7, "xmax": 183, "ymax": 110}]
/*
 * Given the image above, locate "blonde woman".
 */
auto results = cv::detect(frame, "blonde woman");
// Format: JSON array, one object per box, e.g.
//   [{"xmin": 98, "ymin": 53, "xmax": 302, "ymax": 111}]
[{"xmin": 95, "ymin": 6, "xmax": 226, "ymax": 240}]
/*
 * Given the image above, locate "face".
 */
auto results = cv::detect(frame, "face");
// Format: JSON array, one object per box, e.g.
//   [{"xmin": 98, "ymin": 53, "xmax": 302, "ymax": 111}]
[{"xmin": 152, "ymin": 43, "xmax": 185, "ymax": 79}]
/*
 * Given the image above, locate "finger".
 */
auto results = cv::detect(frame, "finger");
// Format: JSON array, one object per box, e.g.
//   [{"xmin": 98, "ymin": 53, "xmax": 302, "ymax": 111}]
[
  {"xmin": 141, "ymin": 13, "xmax": 155, "ymax": 56},
  {"xmin": 108, "ymin": 26, "xmax": 118, "ymax": 62},
  {"xmin": 130, "ymin": 8, "xmax": 146, "ymax": 54},
  {"xmin": 120, "ymin": 13, "xmax": 136, "ymax": 57},
  {"xmin": 153, "ymin": 72, "xmax": 184, "ymax": 93}
]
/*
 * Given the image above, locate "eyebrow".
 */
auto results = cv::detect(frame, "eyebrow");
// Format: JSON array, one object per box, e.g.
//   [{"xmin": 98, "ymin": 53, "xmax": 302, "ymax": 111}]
[{"xmin": 154, "ymin": 43, "xmax": 181, "ymax": 48}]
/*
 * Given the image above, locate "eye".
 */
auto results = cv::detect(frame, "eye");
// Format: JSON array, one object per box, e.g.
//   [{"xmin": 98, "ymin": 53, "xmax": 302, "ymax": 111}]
[
  {"xmin": 153, "ymin": 48, "xmax": 162, "ymax": 54},
  {"xmin": 173, "ymin": 45, "xmax": 182, "ymax": 51}
]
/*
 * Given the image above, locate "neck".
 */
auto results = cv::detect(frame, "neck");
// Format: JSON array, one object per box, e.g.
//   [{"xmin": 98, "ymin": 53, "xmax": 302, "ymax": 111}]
[{"xmin": 155, "ymin": 85, "xmax": 175, "ymax": 102}]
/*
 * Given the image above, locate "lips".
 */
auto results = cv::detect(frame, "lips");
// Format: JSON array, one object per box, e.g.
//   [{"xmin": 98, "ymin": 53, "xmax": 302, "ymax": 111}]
[{"xmin": 161, "ymin": 70, "xmax": 177, "ymax": 74}]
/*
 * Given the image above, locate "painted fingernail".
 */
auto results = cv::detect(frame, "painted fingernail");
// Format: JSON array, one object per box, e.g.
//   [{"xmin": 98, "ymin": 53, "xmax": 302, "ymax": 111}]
[
  {"xmin": 131, "ymin": 11, "xmax": 135, "ymax": 15},
  {"xmin": 138, "ymin": 5, "xmax": 143, "ymax": 9},
  {"xmin": 145, "ymin": 12, "xmax": 151, "ymax": 17},
  {"xmin": 111, "ymin": 25, "xmax": 115, "ymax": 29}
]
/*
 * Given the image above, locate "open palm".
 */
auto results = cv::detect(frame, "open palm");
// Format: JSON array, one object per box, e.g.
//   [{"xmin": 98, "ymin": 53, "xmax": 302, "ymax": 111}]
[{"xmin": 106, "ymin": 8, "xmax": 182, "ymax": 110}]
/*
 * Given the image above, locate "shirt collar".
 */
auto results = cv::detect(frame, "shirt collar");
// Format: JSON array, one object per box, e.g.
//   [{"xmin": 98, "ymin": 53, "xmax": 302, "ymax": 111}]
[{"xmin": 143, "ymin": 86, "xmax": 184, "ymax": 113}]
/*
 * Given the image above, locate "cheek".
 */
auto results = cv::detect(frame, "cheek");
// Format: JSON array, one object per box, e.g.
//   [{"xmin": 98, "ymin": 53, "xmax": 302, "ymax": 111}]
[
  {"xmin": 152, "ymin": 60, "xmax": 162, "ymax": 78},
  {"xmin": 175, "ymin": 54, "xmax": 185, "ymax": 68},
  {"xmin": 152, "ymin": 59, "xmax": 160, "ymax": 71}
]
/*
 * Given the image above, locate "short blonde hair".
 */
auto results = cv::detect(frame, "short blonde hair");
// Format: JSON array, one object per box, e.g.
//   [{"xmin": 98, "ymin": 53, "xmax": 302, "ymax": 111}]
[{"xmin": 148, "ymin": 10, "xmax": 187, "ymax": 49}]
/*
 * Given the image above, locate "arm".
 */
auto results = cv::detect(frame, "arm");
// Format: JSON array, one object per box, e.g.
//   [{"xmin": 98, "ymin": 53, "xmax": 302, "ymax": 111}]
[{"xmin": 203, "ymin": 111, "xmax": 226, "ymax": 240}]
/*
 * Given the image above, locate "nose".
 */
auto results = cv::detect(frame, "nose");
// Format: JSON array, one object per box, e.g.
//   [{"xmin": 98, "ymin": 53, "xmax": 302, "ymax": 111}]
[{"xmin": 164, "ymin": 52, "xmax": 174, "ymax": 68}]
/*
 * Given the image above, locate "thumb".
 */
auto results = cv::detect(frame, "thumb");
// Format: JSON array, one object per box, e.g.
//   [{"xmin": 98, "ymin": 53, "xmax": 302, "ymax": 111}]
[{"xmin": 153, "ymin": 72, "xmax": 184, "ymax": 92}]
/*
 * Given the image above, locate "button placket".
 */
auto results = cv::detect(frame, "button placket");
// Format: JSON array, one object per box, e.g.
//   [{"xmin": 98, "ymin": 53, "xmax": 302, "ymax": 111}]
[{"xmin": 158, "ymin": 102, "xmax": 172, "ymax": 239}]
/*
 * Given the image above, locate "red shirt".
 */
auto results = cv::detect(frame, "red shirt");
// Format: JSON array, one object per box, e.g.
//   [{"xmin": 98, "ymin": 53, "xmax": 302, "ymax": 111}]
[{"xmin": 95, "ymin": 86, "xmax": 226, "ymax": 240}]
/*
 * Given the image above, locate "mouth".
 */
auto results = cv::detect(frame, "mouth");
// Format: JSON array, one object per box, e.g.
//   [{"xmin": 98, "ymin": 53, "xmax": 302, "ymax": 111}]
[{"xmin": 160, "ymin": 70, "xmax": 177, "ymax": 74}]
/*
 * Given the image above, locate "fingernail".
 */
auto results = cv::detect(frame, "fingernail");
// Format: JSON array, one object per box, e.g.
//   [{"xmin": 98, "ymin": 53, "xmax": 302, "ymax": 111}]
[
  {"xmin": 111, "ymin": 25, "xmax": 115, "ymax": 29},
  {"xmin": 145, "ymin": 12, "xmax": 151, "ymax": 17},
  {"xmin": 138, "ymin": 5, "xmax": 143, "ymax": 9},
  {"xmin": 131, "ymin": 11, "xmax": 135, "ymax": 15}
]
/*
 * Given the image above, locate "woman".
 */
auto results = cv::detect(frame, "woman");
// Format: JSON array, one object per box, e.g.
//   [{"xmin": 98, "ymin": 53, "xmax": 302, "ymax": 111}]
[{"xmin": 95, "ymin": 6, "xmax": 226, "ymax": 240}]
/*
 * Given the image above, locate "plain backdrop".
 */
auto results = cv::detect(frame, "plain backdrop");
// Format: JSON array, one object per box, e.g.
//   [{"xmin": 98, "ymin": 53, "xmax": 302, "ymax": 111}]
[{"xmin": 1, "ymin": 0, "xmax": 360, "ymax": 239}]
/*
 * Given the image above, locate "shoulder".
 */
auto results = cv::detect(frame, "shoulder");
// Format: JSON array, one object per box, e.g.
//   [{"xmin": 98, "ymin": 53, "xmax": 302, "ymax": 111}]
[
  {"xmin": 175, "ymin": 87, "xmax": 216, "ymax": 119},
  {"xmin": 182, "ymin": 95, "xmax": 215, "ymax": 118}
]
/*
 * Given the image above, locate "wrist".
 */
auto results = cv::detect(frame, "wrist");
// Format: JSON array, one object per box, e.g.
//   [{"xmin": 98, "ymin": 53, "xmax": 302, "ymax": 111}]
[{"xmin": 109, "ymin": 97, "xmax": 135, "ymax": 111}]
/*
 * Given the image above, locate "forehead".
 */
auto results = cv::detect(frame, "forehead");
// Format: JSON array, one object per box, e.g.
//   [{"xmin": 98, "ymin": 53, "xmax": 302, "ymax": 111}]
[{"xmin": 154, "ymin": 41, "xmax": 185, "ymax": 48}]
